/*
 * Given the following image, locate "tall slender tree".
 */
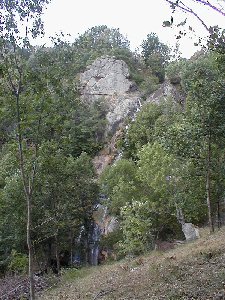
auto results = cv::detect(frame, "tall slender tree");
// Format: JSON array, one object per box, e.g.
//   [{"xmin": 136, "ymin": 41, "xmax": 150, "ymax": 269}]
[
  {"xmin": 1, "ymin": 1, "xmax": 50, "ymax": 298},
  {"xmin": 181, "ymin": 54, "xmax": 225, "ymax": 232}
]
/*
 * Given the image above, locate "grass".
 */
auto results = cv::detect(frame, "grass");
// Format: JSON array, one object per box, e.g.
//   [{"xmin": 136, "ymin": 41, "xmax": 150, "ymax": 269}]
[
  {"xmin": 60, "ymin": 267, "xmax": 92, "ymax": 282},
  {"xmin": 38, "ymin": 227, "xmax": 225, "ymax": 299}
]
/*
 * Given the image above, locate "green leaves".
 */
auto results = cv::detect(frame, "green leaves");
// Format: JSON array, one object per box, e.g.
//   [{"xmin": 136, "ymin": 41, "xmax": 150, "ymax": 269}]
[
  {"xmin": 141, "ymin": 33, "xmax": 170, "ymax": 82},
  {"xmin": 72, "ymin": 25, "xmax": 131, "ymax": 72},
  {"xmin": 101, "ymin": 159, "xmax": 141, "ymax": 215},
  {"xmin": 138, "ymin": 142, "xmax": 176, "ymax": 195},
  {"xmin": 1, "ymin": 0, "xmax": 50, "ymax": 44},
  {"xmin": 119, "ymin": 201, "xmax": 153, "ymax": 255},
  {"xmin": 123, "ymin": 103, "xmax": 163, "ymax": 159}
]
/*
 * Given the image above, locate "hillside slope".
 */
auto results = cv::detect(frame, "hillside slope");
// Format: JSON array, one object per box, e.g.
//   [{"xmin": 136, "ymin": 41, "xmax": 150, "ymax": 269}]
[{"xmin": 38, "ymin": 227, "xmax": 225, "ymax": 300}]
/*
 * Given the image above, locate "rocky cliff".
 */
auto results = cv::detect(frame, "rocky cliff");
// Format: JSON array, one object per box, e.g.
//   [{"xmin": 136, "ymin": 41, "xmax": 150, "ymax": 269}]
[
  {"xmin": 80, "ymin": 56, "xmax": 141, "ymax": 136},
  {"xmin": 80, "ymin": 56, "xmax": 185, "ymax": 175},
  {"xmin": 80, "ymin": 56, "xmax": 142, "ymax": 174},
  {"xmin": 79, "ymin": 56, "xmax": 186, "ymax": 246},
  {"xmin": 146, "ymin": 79, "xmax": 185, "ymax": 105}
]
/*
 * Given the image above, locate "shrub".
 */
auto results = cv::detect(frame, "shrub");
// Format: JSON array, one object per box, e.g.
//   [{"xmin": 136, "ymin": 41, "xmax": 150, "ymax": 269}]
[
  {"xmin": 8, "ymin": 250, "xmax": 28, "ymax": 274},
  {"xmin": 118, "ymin": 201, "xmax": 154, "ymax": 256}
]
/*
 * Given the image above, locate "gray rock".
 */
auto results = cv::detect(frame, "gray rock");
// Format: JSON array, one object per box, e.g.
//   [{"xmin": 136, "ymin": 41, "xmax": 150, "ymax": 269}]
[
  {"xmin": 80, "ymin": 56, "xmax": 130, "ymax": 96},
  {"xmin": 182, "ymin": 223, "xmax": 200, "ymax": 241},
  {"xmin": 146, "ymin": 80, "xmax": 185, "ymax": 105},
  {"xmin": 80, "ymin": 56, "xmax": 142, "ymax": 135}
]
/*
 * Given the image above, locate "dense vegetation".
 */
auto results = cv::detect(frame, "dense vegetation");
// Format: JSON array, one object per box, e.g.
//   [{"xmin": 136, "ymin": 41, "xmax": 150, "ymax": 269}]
[
  {"xmin": 0, "ymin": 15, "xmax": 170, "ymax": 275},
  {"xmin": 0, "ymin": 0, "xmax": 224, "ymax": 299},
  {"xmin": 102, "ymin": 50, "xmax": 225, "ymax": 255}
]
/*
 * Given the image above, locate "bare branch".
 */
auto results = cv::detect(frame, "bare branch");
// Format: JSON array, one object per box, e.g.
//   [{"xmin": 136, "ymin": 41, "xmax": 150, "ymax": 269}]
[
  {"xmin": 165, "ymin": 0, "xmax": 210, "ymax": 32},
  {"xmin": 193, "ymin": 0, "xmax": 225, "ymax": 16}
]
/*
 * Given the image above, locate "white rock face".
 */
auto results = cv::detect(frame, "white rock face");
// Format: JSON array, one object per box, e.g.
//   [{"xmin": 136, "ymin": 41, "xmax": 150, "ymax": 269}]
[
  {"xmin": 80, "ymin": 56, "xmax": 141, "ymax": 135},
  {"xmin": 80, "ymin": 56, "xmax": 131, "ymax": 96}
]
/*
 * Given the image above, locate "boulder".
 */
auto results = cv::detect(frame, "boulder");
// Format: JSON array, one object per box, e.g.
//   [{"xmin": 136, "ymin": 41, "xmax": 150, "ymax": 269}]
[{"xmin": 182, "ymin": 223, "xmax": 200, "ymax": 241}]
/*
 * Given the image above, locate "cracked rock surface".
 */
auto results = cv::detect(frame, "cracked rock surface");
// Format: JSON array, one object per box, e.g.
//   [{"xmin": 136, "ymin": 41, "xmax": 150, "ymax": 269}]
[
  {"xmin": 80, "ymin": 56, "xmax": 141, "ymax": 136},
  {"xmin": 80, "ymin": 56, "xmax": 131, "ymax": 96}
]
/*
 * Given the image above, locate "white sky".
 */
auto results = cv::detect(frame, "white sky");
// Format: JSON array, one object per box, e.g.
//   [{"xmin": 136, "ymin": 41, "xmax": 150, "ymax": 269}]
[{"xmin": 36, "ymin": 0, "xmax": 225, "ymax": 58}]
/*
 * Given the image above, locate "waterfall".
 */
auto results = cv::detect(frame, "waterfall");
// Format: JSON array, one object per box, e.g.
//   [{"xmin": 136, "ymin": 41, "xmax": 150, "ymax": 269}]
[{"xmin": 89, "ymin": 223, "xmax": 101, "ymax": 266}]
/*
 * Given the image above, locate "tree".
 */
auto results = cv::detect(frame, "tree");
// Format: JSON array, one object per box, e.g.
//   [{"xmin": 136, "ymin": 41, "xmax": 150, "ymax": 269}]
[
  {"xmin": 72, "ymin": 25, "xmax": 131, "ymax": 72},
  {"xmin": 141, "ymin": 33, "xmax": 170, "ymax": 82},
  {"xmin": 0, "ymin": 144, "xmax": 27, "ymax": 258},
  {"xmin": 119, "ymin": 201, "xmax": 153, "ymax": 255},
  {"xmin": 0, "ymin": 1, "xmax": 50, "ymax": 298},
  {"xmin": 181, "ymin": 54, "xmax": 225, "ymax": 232},
  {"xmin": 62, "ymin": 100, "xmax": 107, "ymax": 157},
  {"xmin": 33, "ymin": 147, "xmax": 98, "ymax": 270},
  {"xmin": 122, "ymin": 103, "xmax": 163, "ymax": 159},
  {"xmin": 100, "ymin": 159, "xmax": 142, "ymax": 215}
]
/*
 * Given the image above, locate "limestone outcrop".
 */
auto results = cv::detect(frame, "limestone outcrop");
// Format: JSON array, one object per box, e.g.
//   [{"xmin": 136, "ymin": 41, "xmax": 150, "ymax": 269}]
[
  {"xmin": 80, "ymin": 57, "xmax": 186, "ymax": 176},
  {"xmin": 80, "ymin": 56, "xmax": 141, "ymax": 136},
  {"xmin": 79, "ymin": 56, "xmax": 188, "ymax": 254}
]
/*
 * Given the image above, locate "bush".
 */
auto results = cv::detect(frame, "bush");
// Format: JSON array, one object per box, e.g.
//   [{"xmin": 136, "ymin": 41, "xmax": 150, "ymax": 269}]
[
  {"xmin": 139, "ymin": 75, "xmax": 159, "ymax": 99},
  {"xmin": 166, "ymin": 59, "xmax": 187, "ymax": 84},
  {"xmin": 118, "ymin": 201, "xmax": 154, "ymax": 256},
  {"xmin": 8, "ymin": 250, "xmax": 28, "ymax": 274}
]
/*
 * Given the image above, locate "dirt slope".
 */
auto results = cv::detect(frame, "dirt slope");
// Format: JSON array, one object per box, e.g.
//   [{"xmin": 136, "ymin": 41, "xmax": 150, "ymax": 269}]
[{"xmin": 38, "ymin": 228, "xmax": 225, "ymax": 300}]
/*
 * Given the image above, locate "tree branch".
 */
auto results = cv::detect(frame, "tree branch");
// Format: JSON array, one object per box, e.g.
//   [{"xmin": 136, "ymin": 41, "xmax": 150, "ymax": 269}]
[
  {"xmin": 165, "ymin": 0, "xmax": 211, "ymax": 32},
  {"xmin": 193, "ymin": 0, "xmax": 225, "ymax": 16}
]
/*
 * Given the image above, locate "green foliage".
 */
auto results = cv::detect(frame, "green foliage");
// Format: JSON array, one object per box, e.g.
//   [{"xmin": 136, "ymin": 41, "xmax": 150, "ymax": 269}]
[
  {"xmin": 137, "ymin": 142, "xmax": 185, "ymax": 229},
  {"xmin": 118, "ymin": 201, "xmax": 153, "ymax": 256},
  {"xmin": 0, "ymin": 144, "xmax": 27, "ymax": 253},
  {"xmin": 138, "ymin": 142, "xmax": 176, "ymax": 195},
  {"xmin": 161, "ymin": 53, "xmax": 225, "ymax": 226},
  {"xmin": 1, "ymin": 0, "xmax": 225, "ymax": 270},
  {"xmin": 33, "ymin": 146, "xmax": 99, "ymax": 248},
  {"xmin": 138, "ymin": 73, "xmax": 159, "ymax": 99},
  {"xmin": 123, "ymin": 103, "xmax": 163, "ymax": 159},
  {"xmin": 141, "ymin": 33, "xmax": 170, "ymax": 82},
  {"xmin": 166, "ymin": 59, "xmax": 187, "ymax": 84},
  {"xmin": 72, "ymin": 25, "xmax": 131, "ymax": 72},
  {"xmin": 1, "ymin": 0, "xmax": 50, "ymax": 42},
  {"xmin": 62, "ymin": 100, "xmax": 107, "ymax": 157},
  {"xmin": 101, "ymin": 159, "xmax": 142, "ymax": 215},
  {"xmin": 8, "ymin": 250, "xmax": 28, "ymax": 274},
  {"xmin": 100, "ymin": 229, "xmax": 123, "ymax": 254}
]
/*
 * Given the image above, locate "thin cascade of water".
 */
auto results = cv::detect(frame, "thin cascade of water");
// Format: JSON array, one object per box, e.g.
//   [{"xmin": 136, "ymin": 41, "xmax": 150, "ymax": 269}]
[{"xmin": 89, "ymin": 223, "xmax": 101, "ymax": 266}]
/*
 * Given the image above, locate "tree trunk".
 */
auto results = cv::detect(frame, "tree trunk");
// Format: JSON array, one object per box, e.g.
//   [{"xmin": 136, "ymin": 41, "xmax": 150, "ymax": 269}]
[
  {"xmin": 84, "ymin": 238, "xmax": 89, "ymax": 266},
  {"xmin": 70, "ymin": 230, "xmax": 73, "ymax": 266},
  {"xmin": 217, "ymin": 201, "xmax": 221, "ymax": 229},
  {"xmin": 16, "ymin": 91, "xmax": 36, "ymax": 299},
  {"xmin": 175, "ymin": 204, "xmax": 185, "ymax": 225},
  {"xmin": 55, "ymin": 230, "xmax": 60, "ymax": 275},
  {"xmin": 27, "ymin": 194, "xmax": 35, "ymax": 299},
  {"xmin": 206, "ymin": 133, "xmax": 214, "ymax": 233}
]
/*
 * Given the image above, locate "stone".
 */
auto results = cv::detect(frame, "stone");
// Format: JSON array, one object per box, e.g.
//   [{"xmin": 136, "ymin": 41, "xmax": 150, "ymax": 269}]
[
  {"xmin": 80, "ymin": 56, "xmax": 131, "ymax": 96},
  {"xmin": 146, "ymin": 79, "xmax": 185, "ymax": 105},
  {"xmin": 182, "ymin": 223, "xmax": 200, "ymax": 241},
  {"xmin": 93, "ymin": 204, "xmax": 119, "ymax": 235},
  {"xmin": 80, "ymin": 56, "xmax": 142, "ymax": 136}
]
